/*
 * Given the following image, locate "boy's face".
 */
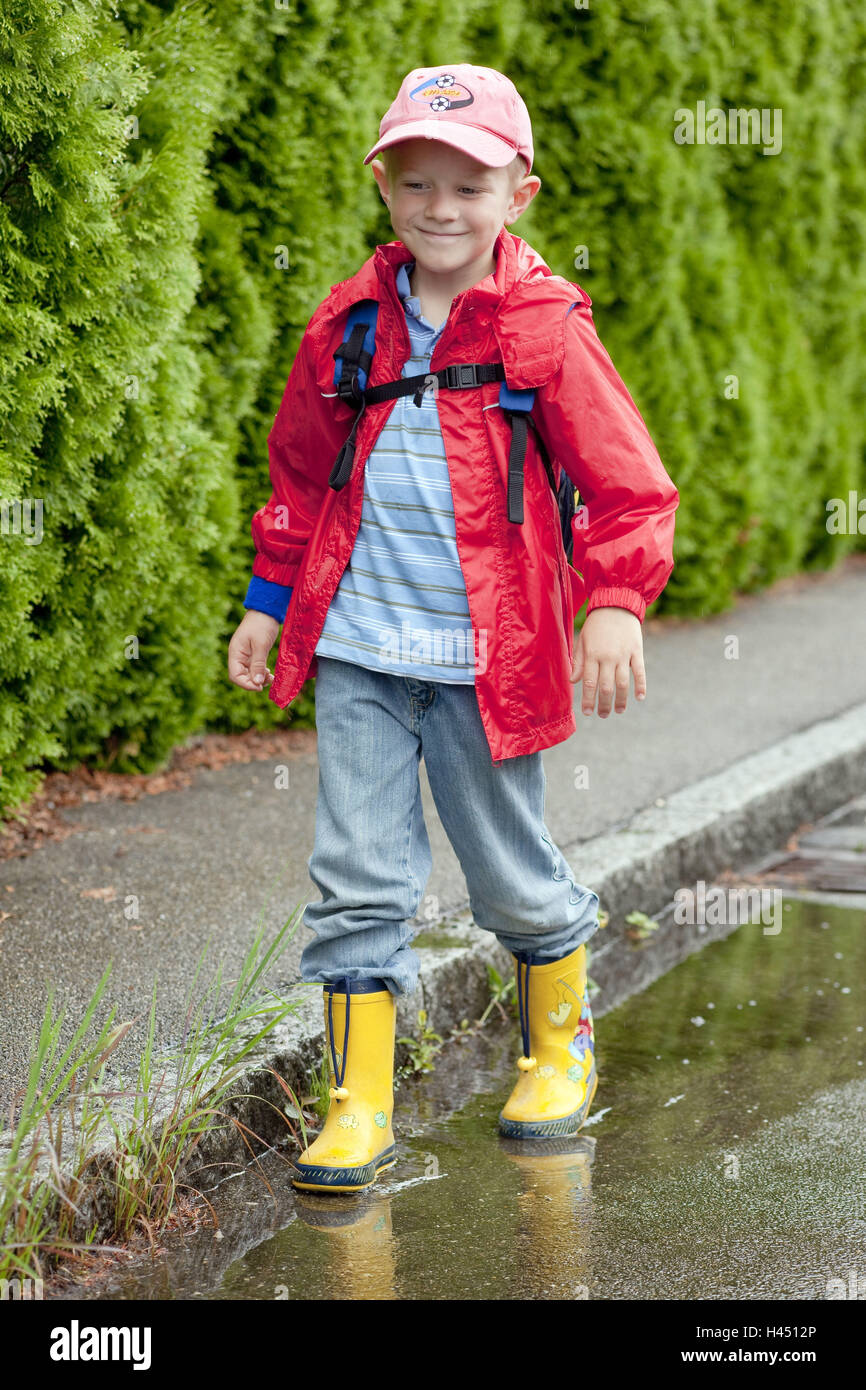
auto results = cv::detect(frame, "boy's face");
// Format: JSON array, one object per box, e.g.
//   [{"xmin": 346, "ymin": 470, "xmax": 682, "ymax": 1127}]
[{"xmin": 371, "ymin": 138, "xmax": 540, "ymax": 281}]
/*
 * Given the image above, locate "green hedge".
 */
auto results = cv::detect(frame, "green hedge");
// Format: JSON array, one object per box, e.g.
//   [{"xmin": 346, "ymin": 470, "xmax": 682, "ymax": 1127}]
[{"xmin": 1, "ymin": 0, "xmax": 864, "ymax": 814}]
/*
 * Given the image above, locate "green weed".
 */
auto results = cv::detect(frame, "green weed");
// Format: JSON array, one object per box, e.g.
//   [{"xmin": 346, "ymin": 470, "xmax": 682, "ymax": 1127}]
[
  {"xmin": 625, "ymin": 910, "xmax": 661, "ymax": 942},
  {"xmin": 396, "ymin": 1009, "xmax": 444, "ymax": 1076}
]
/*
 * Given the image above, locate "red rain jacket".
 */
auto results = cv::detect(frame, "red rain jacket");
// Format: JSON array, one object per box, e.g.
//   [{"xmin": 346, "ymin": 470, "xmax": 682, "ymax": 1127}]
[{"xmin": 252, "ymin": 228, "xmax": 679, "ymax": 763}]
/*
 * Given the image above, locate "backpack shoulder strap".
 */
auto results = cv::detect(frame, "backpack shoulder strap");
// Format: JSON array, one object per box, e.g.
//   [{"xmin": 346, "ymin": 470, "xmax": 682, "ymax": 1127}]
[
  {"xmin": 332, "ymin": 300, "xmax": 379, "ymax": 405},
  {"xmin": 498, "ymin": 385, "xmax": 534, "ymax": 525},
  {"xmin": 498, "ymin": 382, "xmax": 575, "ymax": 564},
  {"xmin": 498, "ymin": 383, "xmax": 561, "ymax": 522},
  {"xmin": 327, "ymin": 301, "xmax": 380, "ymax": 489}
]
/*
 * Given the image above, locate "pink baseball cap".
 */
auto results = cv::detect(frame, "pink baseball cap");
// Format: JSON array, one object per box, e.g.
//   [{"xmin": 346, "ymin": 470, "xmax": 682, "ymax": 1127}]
[{"xmin": 364, "ymin": 64, "xmax": 533, "ymax": 172}]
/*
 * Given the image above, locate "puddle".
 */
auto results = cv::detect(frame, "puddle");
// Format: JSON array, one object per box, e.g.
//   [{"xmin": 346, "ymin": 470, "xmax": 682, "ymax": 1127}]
[{"xmin": 66, "ymin": 898, "xmax": 866, "ymax": 1301}]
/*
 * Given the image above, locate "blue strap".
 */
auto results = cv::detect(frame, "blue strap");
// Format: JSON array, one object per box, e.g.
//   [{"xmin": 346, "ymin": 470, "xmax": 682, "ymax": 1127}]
[
  {"xmin": 498, "ymin": 384, "xmax": 535, "ymax": 414},
  {"xmin": 499, "ymin": 386, "xmax": 535, "ymax": 524},
  {"xmin": 333, "ymin": 300, "xmax": 379, "ymax": 393}
]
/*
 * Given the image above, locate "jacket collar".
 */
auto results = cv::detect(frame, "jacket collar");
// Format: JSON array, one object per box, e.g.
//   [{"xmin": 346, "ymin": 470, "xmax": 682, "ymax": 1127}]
[{"xmin": 324, "ymin": 229, "xmax": 569, "ymax": 387}]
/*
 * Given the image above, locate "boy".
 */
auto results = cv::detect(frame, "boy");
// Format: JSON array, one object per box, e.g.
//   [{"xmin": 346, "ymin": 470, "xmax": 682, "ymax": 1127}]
[{"xmin": 228, "ymin": 65, "xmax": 678, "ymax": 1191}]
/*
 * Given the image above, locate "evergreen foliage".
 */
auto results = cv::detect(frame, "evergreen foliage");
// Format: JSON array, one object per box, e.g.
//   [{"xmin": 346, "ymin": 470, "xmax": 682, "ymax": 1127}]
[{"xmin": 1, "ymin": 0, "xmax": 864, "ymax": 813}]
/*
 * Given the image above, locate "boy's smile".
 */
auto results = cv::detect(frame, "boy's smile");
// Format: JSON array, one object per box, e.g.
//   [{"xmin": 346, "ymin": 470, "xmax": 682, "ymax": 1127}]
[{"xmin": 371, "ymin": 138, "xmax": 540, "ymax": 313}]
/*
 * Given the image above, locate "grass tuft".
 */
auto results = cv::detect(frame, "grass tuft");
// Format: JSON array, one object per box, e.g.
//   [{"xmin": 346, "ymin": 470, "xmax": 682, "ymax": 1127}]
[{"xmin": 0, "ymin": 906, "xmax": 307, "ymax": 1283}]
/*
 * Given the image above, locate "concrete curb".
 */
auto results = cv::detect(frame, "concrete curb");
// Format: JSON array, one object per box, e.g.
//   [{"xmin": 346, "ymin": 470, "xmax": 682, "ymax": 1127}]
[{"xmin": 570, "ymin": 699, "xmax": 866, "ymax": 977}]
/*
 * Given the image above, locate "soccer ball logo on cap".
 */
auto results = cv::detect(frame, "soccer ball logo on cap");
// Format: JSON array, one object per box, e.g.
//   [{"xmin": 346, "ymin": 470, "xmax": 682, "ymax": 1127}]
[{"xmin": 410, "ymin": 72, "xmax": 474, "ymax": 113}]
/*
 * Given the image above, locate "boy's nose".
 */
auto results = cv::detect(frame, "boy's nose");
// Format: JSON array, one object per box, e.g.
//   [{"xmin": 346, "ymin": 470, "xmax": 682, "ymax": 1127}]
[{"xmin": 424, "ymin": 191, "xmax": 459, "ymax": 221}]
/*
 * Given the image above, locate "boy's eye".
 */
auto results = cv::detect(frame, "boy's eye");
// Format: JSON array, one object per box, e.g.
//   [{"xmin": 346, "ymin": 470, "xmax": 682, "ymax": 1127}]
[{"xmin": 401, "ymin": 181, "xmax": 484, "ymax": 194}]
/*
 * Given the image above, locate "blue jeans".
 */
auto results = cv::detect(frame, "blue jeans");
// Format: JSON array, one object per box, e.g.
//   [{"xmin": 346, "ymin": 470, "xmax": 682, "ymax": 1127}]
[{"xmin": 300, "ymin": 656, "xmax": 600, "ymax": 996}]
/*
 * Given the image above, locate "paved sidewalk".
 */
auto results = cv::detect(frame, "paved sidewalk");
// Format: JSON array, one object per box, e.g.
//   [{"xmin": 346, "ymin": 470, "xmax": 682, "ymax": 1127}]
[{"xmin": 2, "ymin": 556, "xmax": 866, "ymax": 1116}]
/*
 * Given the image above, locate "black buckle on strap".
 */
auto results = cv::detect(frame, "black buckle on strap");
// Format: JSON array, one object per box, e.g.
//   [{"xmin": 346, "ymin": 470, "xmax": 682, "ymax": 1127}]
[
  {"xmin": 336, "ymin": 372, "xmax": 363, "ymax": 407},
  {"xmin": 333, "ymin": 325, "xmax": 373, "ymax": 407},
  {"xmin": 444, "ymin": 363, "xmax": 481, "ymax": 391}
]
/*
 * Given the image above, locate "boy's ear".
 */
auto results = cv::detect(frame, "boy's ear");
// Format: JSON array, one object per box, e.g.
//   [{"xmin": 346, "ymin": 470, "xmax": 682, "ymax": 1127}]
[
  {"xmin": 505, "ymin": 174, "xmax": 542, "ymax": 226},
  {"xmin": 370, "ymin": 158, "xmax": 391, "ymax": 206}
]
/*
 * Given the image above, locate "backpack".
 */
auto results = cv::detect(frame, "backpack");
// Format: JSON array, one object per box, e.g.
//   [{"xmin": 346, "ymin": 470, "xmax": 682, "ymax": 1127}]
[{"xmin": 327, "ymin": 299, "xmax": 577, "ymax": 565}]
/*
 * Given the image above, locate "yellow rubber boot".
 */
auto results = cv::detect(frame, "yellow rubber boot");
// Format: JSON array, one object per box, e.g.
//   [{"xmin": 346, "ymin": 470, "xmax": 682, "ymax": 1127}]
[
  {"xmin": 498, "ymin": 945, "xmax": 598, "ymax": 1139},
  {"xmin": 292, "ymin": 980, "xmax": 397, "ymax": 1193}
]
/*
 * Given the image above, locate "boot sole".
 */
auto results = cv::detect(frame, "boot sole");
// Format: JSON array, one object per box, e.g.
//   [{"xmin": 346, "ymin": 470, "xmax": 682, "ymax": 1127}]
[
  {"xmin": 290, "ymin": 1144, "xmax": 398, "ymax": 1193},
  {"xmin": 498, "ymin": 1068, "xmax": 598, "ymax": 1140}
]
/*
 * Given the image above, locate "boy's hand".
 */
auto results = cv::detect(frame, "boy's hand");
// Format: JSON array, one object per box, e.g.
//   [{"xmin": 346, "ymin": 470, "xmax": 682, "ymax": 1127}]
[
  {"xmin": 571, "ymin": 607, "xmax": 646, "ymax": 716},
  {"xmin": 228, "ymin": 610, "xmax": 281, "ymax": 692}
]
